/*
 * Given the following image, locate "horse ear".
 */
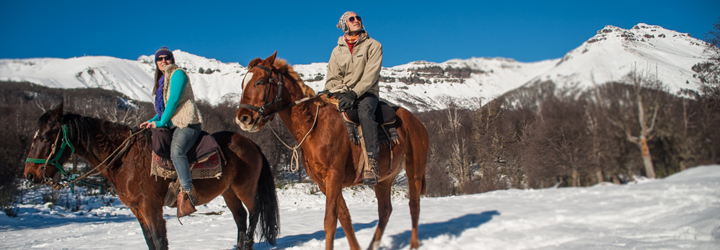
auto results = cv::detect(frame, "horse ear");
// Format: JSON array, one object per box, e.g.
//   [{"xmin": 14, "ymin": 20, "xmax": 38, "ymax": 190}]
[
  {"xmin": 264, "ymin": 51, "xmax": 277, "ymax": 66},
  {"xmin": 248, "ymin": 58, "xmax": 261, "ymax": 68},
  {"xmin": 49, "ymin": 102, "xmax": 64, "ymax": 122}
]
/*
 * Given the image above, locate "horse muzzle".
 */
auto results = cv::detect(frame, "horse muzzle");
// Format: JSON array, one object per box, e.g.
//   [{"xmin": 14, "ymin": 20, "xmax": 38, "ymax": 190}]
[
  {"xmin": 236, "ymin": 114, "xmax": 262, "ymax": 132},
  {"xmin": 24, "ymin": 164, "xmax": 42, "ymax": 184}
]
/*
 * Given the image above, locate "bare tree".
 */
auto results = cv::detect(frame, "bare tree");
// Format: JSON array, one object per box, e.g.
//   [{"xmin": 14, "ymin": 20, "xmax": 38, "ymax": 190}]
[{"xmin": 604, "ymin": 66, "xmax": 664, "ymax": 178}]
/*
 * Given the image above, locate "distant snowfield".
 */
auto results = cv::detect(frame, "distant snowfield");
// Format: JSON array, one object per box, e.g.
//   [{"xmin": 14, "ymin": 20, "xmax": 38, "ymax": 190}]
[
  {"xmin": 1, "ymin": 165, "xmax": 719, "ymax": 250},
  {"xmin": 0, "ymin": 23, "xmax": 711, "ymax": 112}
]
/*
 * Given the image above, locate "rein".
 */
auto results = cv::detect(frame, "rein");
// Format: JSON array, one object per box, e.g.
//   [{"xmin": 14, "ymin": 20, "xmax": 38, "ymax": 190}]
[
  {"xmin": 268, "ymin": 105, "xmax": 319, "ymax": 172},
  {"xmin": 237, "ymin": 65, "xmax": 327, "ymax": 122},
  {"xmin": 237, "ymin": 64, "xmax": 327, "ymax": 172},
  {"xmin": 26, "ymin": 126, "xmax": 146, "ymax": 190}
]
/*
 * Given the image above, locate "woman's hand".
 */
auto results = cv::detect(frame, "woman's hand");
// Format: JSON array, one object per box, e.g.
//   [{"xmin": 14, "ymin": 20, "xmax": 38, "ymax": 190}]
[{"xmin": 139, "ymin": 121, "xmax": 156, "ymax": 129}]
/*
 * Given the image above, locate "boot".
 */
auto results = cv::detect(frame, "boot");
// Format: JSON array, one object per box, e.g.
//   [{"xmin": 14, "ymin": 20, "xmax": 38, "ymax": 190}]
[
  {"xmin": 363, "ymin": 158, "xmax": 379, "ymax": 186},
  {"xmin": 177, "ymin": 189, "xmax": 198, "ymax": 218}
]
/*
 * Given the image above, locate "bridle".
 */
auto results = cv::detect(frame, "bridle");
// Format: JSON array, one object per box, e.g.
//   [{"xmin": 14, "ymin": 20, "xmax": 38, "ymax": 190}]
[
  {"xmin": 26, "ymin": 125, "xmax": 75, "ymax": 187},
  {"xmin": 26, "ymin": 124, "xmax": 145, "ymax": 190},
  {"xmin": 236, "ymin": 65, "xmax": 285, "ymax": 121},
  {"xmin": 236, "ymin": 63, "xmax": 330, "ymax": 172}
]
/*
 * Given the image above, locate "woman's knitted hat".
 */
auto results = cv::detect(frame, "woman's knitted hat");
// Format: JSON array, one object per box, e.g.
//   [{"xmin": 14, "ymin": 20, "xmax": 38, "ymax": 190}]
[
  {"xmin": 336, "ymin": 11, "xmax": 364, "ymax": 34},
  {"xmin": 155, "ymin": 46, "xmax": 173, "ymax": 62}
]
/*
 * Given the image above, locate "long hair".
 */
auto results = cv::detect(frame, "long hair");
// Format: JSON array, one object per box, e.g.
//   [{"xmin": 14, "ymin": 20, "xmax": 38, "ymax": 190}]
[
  {"xmin": 152, "ymin": 52, "xmax": 175, "ymax": 96},
  {"xmin": 152, "ymin": 58, "xmax": 174, "ymax": 95}
]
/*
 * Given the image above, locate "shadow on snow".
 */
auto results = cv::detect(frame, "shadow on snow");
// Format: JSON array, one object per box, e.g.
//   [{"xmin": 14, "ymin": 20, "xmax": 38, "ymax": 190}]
[
  {"xmin": 389, "ymin": 210, "xmax": 500, "ymax": 249},
  {"xmin": 0, "ymin": 211, "xmax": 138, "ymax": 230},
  {"xmin": 251, "ymin": 210, "xmax": 500, "ymax": 249},
  {"xmin": 251, "ymin": 220, "xmax": 378, "ymax": 249}
]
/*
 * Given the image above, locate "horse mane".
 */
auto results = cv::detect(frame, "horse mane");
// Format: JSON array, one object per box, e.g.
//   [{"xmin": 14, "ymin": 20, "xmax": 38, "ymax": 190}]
[
  {"xmin": 39, "ymin": 111, "xmax": 136, "ymax": 153},
  {"xmin": 249, "ymin": 57, "xmax": 333, "ymax": 106}
]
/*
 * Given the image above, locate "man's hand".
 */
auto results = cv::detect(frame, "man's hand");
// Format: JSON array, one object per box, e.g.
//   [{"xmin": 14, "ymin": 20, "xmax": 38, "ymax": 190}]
[{"xmin": 337, "ymin": 91, "xmax": 358, "ymax": 110}]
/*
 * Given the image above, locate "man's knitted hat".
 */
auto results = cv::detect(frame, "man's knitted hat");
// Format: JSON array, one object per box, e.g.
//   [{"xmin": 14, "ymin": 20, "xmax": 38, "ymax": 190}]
[{"xmin": 336, "ymin": 11, "xmax": 364, "ymax": 34}]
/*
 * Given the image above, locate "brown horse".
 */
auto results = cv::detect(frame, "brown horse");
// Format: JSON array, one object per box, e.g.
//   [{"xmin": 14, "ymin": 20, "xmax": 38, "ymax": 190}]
[
  {"xmin": 235, "ymin": 52, "xmax": 429, "ymax": 250},
  {"xmin": 23, "ymin": 103, "xmax": 279, "ymax": 250}
]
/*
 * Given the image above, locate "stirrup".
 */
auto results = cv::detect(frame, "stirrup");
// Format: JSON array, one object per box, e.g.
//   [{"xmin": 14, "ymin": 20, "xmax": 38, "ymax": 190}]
[
  {"xmin": 177, "ymin": 190, "xmax": 198, "ymax": 219},
  {"xmin": 363, "ymin": 170, "xmax": 378, "ymax": 185}
]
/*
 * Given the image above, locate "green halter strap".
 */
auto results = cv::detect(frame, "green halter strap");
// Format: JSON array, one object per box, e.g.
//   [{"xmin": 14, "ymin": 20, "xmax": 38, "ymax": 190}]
[{"xmin": 25, "ymin": 125, "xmax": 75, "ymax": 175}]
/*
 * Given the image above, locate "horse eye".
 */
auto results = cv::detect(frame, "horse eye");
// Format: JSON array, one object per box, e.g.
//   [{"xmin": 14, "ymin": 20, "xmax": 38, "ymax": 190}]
[{"xmin": 254, "ymin": 79, "xmax": 264, "ymax": 86}]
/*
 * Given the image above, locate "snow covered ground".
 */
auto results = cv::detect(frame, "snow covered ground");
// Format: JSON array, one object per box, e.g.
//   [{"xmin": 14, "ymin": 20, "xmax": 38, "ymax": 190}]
[{"xmin": 1, "ymin": 165, "xmax": 719, "ymax": 250}]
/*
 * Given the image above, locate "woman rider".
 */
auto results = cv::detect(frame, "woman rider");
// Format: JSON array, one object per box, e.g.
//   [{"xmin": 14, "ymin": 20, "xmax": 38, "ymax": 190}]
[{"xmin": 140, "ymin": 47, "xmax": 203, "ymax": 217}]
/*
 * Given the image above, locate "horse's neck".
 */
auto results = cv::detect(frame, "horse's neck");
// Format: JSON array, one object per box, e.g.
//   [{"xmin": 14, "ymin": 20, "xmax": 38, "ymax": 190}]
[
  {"xmin": 278, "ymin": 101, "xmax": 329, "ymax": 142},
  {"xmin": 78, "ymin": 128, "xmax": 131, "ymax": 169}
]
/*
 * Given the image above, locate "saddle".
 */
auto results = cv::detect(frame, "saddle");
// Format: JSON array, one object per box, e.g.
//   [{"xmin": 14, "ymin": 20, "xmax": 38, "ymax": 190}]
[
  {"xmin": 341, "ymin": 101, "xmax": 400, "ymax": 184},
  {"xmin": 342, "ymin": 101, "xmax": 399, "ymax": 146},
  {"xmin": 149, "ymin": 128, "xmax": 223, "ymax": 181}
]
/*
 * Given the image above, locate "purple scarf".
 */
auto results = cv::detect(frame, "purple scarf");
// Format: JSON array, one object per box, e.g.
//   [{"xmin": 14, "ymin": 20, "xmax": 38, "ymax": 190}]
[{"xmin": 154, "ymin": 75, "xmax": 165, "ymax": 118}]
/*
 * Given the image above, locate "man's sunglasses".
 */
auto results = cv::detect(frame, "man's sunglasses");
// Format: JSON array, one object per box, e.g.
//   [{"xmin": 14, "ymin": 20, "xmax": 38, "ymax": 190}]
[
  {"xmin": 157, "ymin": 56, "xmax": 173, "ymax": 62},
  {"xmin": 348, "ymin": 16, "xmax": 362, "ymax": 23}
]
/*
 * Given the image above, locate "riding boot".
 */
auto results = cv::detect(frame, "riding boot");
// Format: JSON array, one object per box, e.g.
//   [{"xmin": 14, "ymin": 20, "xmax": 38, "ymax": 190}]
[
  {"xmin": 363, "ymin": 158, "xmax": 379, "ymax": 186},
  {"xmin": 177, "ymin": 189, "xmax": 198, "ymax": 218}
]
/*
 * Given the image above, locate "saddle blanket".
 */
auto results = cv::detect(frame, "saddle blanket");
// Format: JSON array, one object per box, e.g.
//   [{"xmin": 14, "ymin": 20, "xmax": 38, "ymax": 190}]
[{"xmin": 149, "ymin": 128, "xmax": 223, "ymax": 180}]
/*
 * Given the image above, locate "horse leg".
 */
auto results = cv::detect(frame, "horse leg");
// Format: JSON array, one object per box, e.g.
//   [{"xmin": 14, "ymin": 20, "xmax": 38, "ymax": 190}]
[
  {"xmin": 222, "ymin": 191, "xmax": 250, "ymax": 250},
  {"xmin": 134, "ymin": 200, "xmax": 169, "ymax": 250},
  {"xmin": 130, "ymin": 207, "xmax": 157, "ymax": 250},
  {"xmin": 405, "ymin": 156, "xmax": 425, "ymax": 250},
  {"xmin": 228, "ymin": 178, "xmax": 262, "ymax": 249},
  {"xmin": 323, "ymin": 170, "xmax": 360, "ymax": 250},
  {"xmin": 367, "ymin": 181, "xmax": 393, "ymax": 250},
  {"xmin": 147, "ymin": 203, "xmax": 169, "ymax": 249},
  {"xmin": 245, "ymin": 210, "xmax": 260, "ymax": 249},
  {"xmin": 336, "ymin": 195, "xmax": 360, "ymax": 250}
]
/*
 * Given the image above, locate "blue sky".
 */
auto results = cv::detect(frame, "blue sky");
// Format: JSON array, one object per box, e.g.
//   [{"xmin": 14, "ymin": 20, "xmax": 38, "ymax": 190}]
[{"xmin": 1, "ymin": 0, "xmax": 718, "ymax": 67}]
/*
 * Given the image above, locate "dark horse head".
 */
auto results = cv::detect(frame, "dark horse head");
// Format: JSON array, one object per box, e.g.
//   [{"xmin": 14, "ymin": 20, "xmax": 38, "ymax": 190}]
[
  {"xmin": 24, "ymin": 103, "xmax": 75, "ymax": 184},
  {"xmin": 24, "ymin": 103, "xmax": 98, "ymax": 185}
]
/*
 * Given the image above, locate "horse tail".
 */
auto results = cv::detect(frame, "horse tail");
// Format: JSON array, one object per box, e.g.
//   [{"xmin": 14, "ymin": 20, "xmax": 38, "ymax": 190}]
[{"xmin": 254, "ymin": 147, "xmax": 280, "ymax": 246}]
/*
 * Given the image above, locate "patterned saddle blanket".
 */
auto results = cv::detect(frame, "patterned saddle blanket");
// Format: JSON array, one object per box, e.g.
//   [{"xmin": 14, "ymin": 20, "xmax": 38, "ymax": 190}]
[{"xmin": 149, "ymin": 128, "xmax": 223, "ymax": 180}]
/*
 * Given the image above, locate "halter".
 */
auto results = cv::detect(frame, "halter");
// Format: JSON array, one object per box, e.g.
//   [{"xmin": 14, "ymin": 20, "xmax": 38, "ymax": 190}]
[
  {"xmin": 237, "ymin": 65, "xmax": 330, "ymax": 122},
  {"xmin": 237, "ymin": 64, "xmax": 333, "ymax": 172},
  {"xmin": 26, "ymin": 125, "xmax": 74, "ymax": 179},
  {"xmin": 237, "ymin": 65, "xmax": 285, "ymax": 121},
  {"xmin": 26, "ymin": 124, "xmax": 145, "ymax": 190}
]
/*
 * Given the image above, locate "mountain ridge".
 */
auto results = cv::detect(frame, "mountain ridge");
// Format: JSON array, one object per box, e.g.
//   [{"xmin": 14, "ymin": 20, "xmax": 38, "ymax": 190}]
[{"xmin": 0, "ymin": 23, "xmax": 711, "ymax": 112}]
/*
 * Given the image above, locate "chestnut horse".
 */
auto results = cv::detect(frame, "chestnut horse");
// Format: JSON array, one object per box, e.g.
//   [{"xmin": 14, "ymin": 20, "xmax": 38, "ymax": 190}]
[
  {"xmin": 235, "ymin": 52, "xmax": 429, "ymax": 250},
  {"xmin": 24, "ymin": 103, "xmax": 279, "ymax": 250}
]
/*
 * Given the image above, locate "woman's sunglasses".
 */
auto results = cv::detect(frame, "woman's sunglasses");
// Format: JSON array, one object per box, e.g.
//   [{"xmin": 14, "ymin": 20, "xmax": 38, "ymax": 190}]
[
  {"xmin": 157, "ymin": 56, "xmax": 173, "ymax": 62},
  {"xmin": 348, "ymin": 16, "xmax": 362, "ymax": 23}
]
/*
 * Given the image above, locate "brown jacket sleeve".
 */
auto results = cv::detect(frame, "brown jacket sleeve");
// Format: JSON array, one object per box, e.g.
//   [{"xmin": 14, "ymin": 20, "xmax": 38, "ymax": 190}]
[{"xmin": 324, "ymin": 46, "xmax": 343, "ymax": 91}]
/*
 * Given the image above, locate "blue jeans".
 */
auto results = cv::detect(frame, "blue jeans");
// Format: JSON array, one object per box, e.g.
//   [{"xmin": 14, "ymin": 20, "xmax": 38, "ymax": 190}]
[{"xmin": 171, "ymin": 123, "xmax": 201, "ymax": 192}]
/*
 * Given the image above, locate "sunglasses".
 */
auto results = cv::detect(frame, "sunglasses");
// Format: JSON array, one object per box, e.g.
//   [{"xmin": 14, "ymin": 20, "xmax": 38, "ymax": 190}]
[
  {"xmin": 157, "ymin": 56, "xmax": 173, "ymax": 62},
  {"xmin": 348, "ymin": 16, "xmax": 362, "ymax": 23}
]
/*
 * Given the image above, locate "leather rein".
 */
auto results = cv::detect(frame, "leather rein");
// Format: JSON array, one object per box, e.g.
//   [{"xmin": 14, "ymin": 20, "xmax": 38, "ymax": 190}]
[
  {"xmin": 236, "ymin": 64, "xmax": 328, "ymax": 172},
  {"xmin": 26, "ymin": 125, "xmax": 145, "ymax": 190}
]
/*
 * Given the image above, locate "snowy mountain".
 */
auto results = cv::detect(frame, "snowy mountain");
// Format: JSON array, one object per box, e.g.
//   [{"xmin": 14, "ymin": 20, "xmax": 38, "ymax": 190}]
[
  {"xmin": 518, "ymin": 23, "xmax": 708, "ymax": 96},
  {"xmin": 0, "ymin": 23, "xmax": 712, "ymax": 111}
]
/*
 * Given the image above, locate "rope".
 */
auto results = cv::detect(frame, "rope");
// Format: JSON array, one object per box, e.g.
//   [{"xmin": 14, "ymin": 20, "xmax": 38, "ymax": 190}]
[
  {"xmin": 54, "ymin": 128, "xmax": 146, "ymax": 190},
  {"xmin": 268, "ymin": 105, "xmax": 319, "ymax": 172}
]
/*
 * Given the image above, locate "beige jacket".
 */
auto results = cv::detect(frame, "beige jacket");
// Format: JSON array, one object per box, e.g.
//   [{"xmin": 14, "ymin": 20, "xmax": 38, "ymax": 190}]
[
  {"xmin": 161, "ymin": 64, "xmax": 203, "ymax": 128},
  {"xmin": 324, "ymin": 32, "xmax": 383, "ymax": 97}
]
